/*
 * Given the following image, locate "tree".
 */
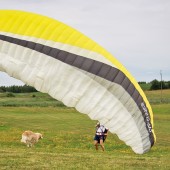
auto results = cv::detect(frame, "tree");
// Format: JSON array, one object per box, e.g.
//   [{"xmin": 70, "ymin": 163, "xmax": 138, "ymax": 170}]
[
  {"xmin": 0, "ymin": 85, "xmax": 37, "ymax": 93},
  {"xmin": 167, "ymin": 81, "xmax": 170, "ymax": 88},
  {"xmin": 150, "ymin": 79, "xmax": 160, "ymax": 90}
]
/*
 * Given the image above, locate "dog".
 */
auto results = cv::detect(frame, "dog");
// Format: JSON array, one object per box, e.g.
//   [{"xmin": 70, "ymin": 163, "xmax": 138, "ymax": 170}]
[{"xmin": 21, "ymin": 130, "xmax": 43, "ymax": 147}]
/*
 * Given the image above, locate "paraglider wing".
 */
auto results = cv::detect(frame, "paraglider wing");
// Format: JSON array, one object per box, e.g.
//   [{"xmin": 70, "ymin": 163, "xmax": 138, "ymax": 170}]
[{"xmin": 0, "ymin": 10, "xmax": 156, "ymax": 154}]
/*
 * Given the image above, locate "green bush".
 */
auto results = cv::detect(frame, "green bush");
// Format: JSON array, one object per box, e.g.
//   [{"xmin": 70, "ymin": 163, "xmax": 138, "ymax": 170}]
[
  {"xmin": 32, "ymin": 94, "xmax": 36, "ymax": 98},
  {"xmin": 6, "ymin": 93, "xmax": 15, "ymax": 97}
]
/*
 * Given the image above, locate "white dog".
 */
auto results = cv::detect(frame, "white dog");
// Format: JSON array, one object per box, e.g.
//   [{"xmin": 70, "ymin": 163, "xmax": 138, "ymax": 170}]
[{"xmin": 21, "ymin": 130, "xmax": 43, "ymax": 147}]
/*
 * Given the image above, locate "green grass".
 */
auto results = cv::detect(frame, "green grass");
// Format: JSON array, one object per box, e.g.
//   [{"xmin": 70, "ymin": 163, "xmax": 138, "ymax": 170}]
[
  {"xmin": 145, "ymin": 89, "xmax": 170, "ymax": 104},
  {"xmin": 0, "ymin": 92, "xmax": 65, "ymax": 107},
  {"xmin": 0, "ymin": 90, "xmax": 170, "ymax": 169}
]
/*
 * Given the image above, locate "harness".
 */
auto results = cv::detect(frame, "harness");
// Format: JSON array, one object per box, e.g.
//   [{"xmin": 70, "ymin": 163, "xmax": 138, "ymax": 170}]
[{"xmin": 96, "ymin": 125, "xmax": 105, "ymax": 136}]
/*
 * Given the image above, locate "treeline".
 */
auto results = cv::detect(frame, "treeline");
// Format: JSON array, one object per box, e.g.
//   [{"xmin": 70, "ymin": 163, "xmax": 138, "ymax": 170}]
[
  {"xmin": 139, "ymin": 79, "xmax": 170, "ymax": 90},
  {"xmin": 0, "ymin": 79, "xmax": 170, "ymax": 93},
  {"xmin": 0, "ymin": 85, "xmax": 37, "ymax": 93}
]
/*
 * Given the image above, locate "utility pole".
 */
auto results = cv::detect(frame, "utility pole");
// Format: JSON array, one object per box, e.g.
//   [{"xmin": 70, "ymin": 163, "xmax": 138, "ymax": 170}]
[{"xmin": 160, "ymin": 70, "xmax": 163, "ymax": 103}]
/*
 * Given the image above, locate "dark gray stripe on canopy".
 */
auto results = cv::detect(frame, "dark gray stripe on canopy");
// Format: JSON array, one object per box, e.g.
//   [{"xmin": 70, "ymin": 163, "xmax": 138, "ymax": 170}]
[{"xmin": 0, "ymin": 34, "xmax": 154, "ymax": 146}]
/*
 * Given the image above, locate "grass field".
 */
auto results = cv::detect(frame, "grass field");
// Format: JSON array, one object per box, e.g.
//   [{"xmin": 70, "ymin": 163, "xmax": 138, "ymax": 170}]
[{"xmin": 0, "ymin": 90, "xmax": 170, "ymax": 169}]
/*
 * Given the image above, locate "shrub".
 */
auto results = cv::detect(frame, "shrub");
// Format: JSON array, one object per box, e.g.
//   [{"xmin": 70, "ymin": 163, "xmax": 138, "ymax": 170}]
[
  {"xmin": 32, "ymin": 94, "xmax": 36, "ymax": 98},
  {"xmin": 6, "ymin": 92, "xmax": 15, "ymax": 97}
]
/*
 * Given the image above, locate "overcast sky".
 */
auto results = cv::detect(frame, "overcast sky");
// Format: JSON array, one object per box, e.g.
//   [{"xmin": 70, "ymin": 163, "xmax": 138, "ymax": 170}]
[{"xmin": 0, "ymin": 0, "xmax": 170, "ymax": 86}]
